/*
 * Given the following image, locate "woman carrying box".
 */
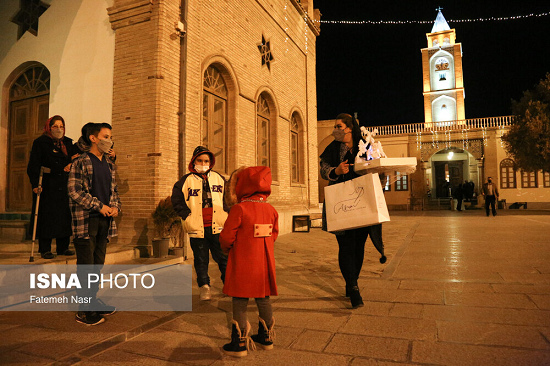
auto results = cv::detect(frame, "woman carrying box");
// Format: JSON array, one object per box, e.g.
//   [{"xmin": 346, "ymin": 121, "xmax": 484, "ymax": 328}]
[{"xmin": 319, "ymin": 113, "xmax": 385, "ymax": 309}]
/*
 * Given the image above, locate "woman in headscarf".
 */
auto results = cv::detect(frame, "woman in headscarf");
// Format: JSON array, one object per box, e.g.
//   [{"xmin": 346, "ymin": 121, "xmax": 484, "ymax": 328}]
[
  {"xmin": 319, "ymin": 113, "xmax": 385, "ymax": 309},
  {"xmin": 27, "ymin": 115, "xmax": 76, "ymax": 259}
]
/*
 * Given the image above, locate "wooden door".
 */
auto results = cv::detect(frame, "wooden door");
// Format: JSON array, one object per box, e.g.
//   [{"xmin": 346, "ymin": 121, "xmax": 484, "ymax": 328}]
[{"xmin": 7, "ymin": 95, "xmax": 49, "ymax": 211}]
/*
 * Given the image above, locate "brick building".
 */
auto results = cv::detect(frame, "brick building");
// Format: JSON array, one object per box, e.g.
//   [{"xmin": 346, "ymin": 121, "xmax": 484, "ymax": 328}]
[{"xmin": 0, "ymin": 0, "xmax": 321, "ymax": 244}]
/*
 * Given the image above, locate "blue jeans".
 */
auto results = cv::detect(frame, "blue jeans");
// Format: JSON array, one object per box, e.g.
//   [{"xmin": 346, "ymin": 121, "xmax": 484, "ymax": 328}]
[{"xmin": 190, "ymin": 226, "xmax": 227, "ymax": 287}]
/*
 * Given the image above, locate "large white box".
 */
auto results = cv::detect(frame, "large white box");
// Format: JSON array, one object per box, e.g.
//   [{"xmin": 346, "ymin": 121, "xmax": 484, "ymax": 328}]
[{"xmin": 354, "ymin": 157, "xmax": 417, "ymax": 175}]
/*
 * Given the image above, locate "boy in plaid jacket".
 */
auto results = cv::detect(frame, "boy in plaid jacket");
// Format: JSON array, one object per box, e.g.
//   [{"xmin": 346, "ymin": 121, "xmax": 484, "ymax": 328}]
[{"xmin": 68, "ymin": 122, "xmax": 121, "ymax": 326}]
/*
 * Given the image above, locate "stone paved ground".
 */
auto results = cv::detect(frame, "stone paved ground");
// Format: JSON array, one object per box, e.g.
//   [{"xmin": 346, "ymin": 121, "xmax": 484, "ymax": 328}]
[{"xmin": 1, "ymin": 210, "xmax": 550, "ymax": 365}]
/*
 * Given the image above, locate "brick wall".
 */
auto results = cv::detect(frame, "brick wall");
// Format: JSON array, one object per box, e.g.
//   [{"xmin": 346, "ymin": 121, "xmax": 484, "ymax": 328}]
[{"xmin": 109, "ymin": 0, "xmax": 320, "ymax": 245}]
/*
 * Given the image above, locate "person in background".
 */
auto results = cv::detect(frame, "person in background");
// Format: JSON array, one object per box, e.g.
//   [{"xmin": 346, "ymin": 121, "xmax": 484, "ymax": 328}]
[
  {"xmin": 171, "ymin": 146, "xmax": 228, "ymax": 301},
  {"xmin": 481, "ymin": 176, "xmax": 499, "ymax": 217},
  {"xmin": 453, "ymin": 183, "xmax": 464, "ymax": 211},
  {"xmin": 27, "ymin": 115, "xmax": 76, "ymax": 259}
]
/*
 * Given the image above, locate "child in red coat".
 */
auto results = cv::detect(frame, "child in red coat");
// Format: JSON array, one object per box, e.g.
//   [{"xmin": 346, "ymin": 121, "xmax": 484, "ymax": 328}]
[{"xmin": 220, "ymin": 166, "xmax": 278, "ymax": 357}]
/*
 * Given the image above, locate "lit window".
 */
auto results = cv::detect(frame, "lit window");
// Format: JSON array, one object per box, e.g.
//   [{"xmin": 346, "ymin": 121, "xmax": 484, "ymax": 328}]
[
  {"xmin": 521, "ymin": 171, "xmax": 538, "ymax": 188},
  {"xmin": 290, "ymin": 114, "xmax": 300, "ymax": 183},
  {"xmin": 500, "ymin": 159, "xmax": 516, "ymax": 189},
  {"xmin": 203, "ymin": 65, "xmax": 228, "ymax": 173},
  {"xmin": 543, "ymin": 171, "xmax": 550, "ymax": 188},
  {"xmin": 257, "ymin": 94, "xmax": 271, "ymax": 167},
  {"xmin": 395, "ymin": 172, "xmax": 408, "ymax": 191}
]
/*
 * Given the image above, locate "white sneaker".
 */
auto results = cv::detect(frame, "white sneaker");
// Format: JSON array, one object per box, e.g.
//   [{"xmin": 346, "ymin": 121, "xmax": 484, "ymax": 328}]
[{"xmin": 200, "ymin": 284, "xmax": 211, "ymax": 301}]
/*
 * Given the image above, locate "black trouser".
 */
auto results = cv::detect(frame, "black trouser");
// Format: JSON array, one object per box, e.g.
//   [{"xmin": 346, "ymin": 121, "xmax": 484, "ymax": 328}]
[
  {"xmin": 190, "ymin": 226, "xmax": 227, "ymax": 287},
  {"xmin": 485, "ymin": 195, "xmax": 497, "ymax": 216},
  {"xmin": 336, "ymin": 225, "xmax": 384, "ymax": 288},
  {"xmin": 457, "ymin": 198, "xmax": 463, "ymax": 211},
  {"xmin": 74, "ymin": 216, "xmax": 110, "ymax": 309},
  {"xmin": 39, "ymin": 236, "xmax": 70, "ymax": 255}
]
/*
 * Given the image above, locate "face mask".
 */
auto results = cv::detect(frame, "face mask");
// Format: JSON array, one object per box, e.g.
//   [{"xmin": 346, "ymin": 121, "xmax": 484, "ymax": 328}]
[
  {"xmin": 488, "ymin": 179, "xmax": 492, "ymax": 183},
  {"xmin": 195, "ymin": 164, "xmax": 209, "ymax": 173},
  {"xmin": 332, "ymin": 128, "xmax": 347, "ymax": 142},
  {"xmin": 51, "ymin": 129, "xmax": 64, "ymax": 139},
  {"xmin": 97, "ymin": 138, "xmax": 113, "ymax": 154}
]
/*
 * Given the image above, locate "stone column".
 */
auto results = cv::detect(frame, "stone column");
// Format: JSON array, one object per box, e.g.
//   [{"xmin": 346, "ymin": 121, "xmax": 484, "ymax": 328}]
[{"xmin": 108, "ymin": 0, "xmax": 181, "ymax": 247}]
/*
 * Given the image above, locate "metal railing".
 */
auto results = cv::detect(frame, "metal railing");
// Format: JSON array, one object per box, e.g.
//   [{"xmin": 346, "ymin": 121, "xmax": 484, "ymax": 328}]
[{"xmin": 367, "ymin": 116, "xmax": 513, "ymax": 136}]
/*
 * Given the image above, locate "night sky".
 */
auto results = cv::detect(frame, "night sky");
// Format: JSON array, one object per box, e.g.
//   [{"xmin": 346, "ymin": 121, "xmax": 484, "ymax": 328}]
[{"xmin": 313, "ymin": 1, "xmax": 550, "ymax": 127}]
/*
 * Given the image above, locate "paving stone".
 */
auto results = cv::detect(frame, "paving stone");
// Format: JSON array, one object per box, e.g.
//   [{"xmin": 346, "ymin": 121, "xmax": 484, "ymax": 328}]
[
  {"xmin": 290, "ymin": 329, "xmax": 333, "ymax": 352},
  {"xmin": 272, "ymin": 295, "xmax": 348, "ymax": 311},
  {"xmin": 437, "ymin": 321, "xmax": 550, "ymax": 349},
  {"xmin": 341, "ymin": 315, "xmax": 437, "ymax": 341},
  {"xmin": 491, "ymin": 284, "xmax": 550, "ymax": 294},
  {"xmin": 363, "ymin": 288, "xmax": 444, "ymax": 305},
  {"xmin": 0, "ymin": 350, "xmax": 50, "ymax": 365},
  {"xmin": 82, "ymin": 349, "xmax": 183, "ymax": 365},
  {"xmin": 268, "ymin": 309, "xmax": 349, "ymax": 332},
  {"xmin": 325, "ymin": 333, "xmax": 409, "ymax": 362},
  {"xmin": 350, "ymin": 358, "xmax": 413, "ymax": 366},
  {"xmin": 210, "ymin": 348, "xmax": 351, "ymax": 366},
  {"xmin": 423, "ymin": 304, "xmax": 550, "ymax": 326},
  {"xmin": 117, "ymin": 329, "xmax": 223, "ymax": 365},
  {"xmin": 444, "ymin": 292, "xmax": 537, "ymax": 309},
  {"xmin": 389, "ymin": 303, "xmax": 423, "ymax": 318},
  {"xmin": 498, "ymin": 272, "xmax": 550, "ymax": 284},
  {"xmin": 351, "ymin": 301, "xmax": 393, "ymax": 316},
  {"xmin": 158, "ymin": 312, "xmax": 231, "ymax": 339},
  {"xmin": 0, "ymin": 325, "xmax": 60, "ymax": 353},
  {"xmin": 528, "ymin": 294, "xmax": 550, "ymax": 310},
  {"xmin": 412, "ymin": 340, "xmax": 550, "ymax": 366}
]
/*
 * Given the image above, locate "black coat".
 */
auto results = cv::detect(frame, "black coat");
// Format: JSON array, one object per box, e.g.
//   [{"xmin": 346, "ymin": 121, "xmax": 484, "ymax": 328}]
[{"xmin": 27, "ymin": 135, "xmax": 75, "ymax": 239}]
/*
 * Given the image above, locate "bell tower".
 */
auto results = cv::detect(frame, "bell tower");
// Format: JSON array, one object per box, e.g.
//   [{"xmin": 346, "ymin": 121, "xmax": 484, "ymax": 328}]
[{"xmin": 421, "ymin": 9, "xmax": 465, "ymax": 125}]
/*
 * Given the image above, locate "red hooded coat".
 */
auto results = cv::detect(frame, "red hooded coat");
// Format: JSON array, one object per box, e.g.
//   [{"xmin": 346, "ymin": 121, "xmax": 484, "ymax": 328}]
[{"xmin": 220, "ymin": 166, "xmax": 278, "ymax": 298}]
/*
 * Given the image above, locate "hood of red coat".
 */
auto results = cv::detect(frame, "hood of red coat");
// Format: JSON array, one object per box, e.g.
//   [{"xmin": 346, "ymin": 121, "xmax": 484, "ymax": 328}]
[{"xmin": 236, "ymin": 166, "xmax": 272, "ymax": 201}]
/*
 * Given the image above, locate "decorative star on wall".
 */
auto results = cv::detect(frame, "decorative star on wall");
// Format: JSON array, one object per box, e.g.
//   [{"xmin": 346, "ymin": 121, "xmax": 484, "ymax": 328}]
[
  {"xmin": 11, "ymin": 0, "xmax": 50, "ymax": 40},
  {"xmin": 257, "ymin": 34, "xmax": 274, "ymax": 70}
]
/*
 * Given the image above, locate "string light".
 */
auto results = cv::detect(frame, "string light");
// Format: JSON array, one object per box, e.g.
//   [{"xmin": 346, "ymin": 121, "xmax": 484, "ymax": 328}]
[
  {"xmin": 304, "ymin": 12, "xmax": 309, "ymax": 53},
  {"xmin": 315, "ymin": 11, "xmax": 550, "ymax": 25},
  {"xmin": 284, "ymin": 0, "xmax": 289, "ymax": 53}
]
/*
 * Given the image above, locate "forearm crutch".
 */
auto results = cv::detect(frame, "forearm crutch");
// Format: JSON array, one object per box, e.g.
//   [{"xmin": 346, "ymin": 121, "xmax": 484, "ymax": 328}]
[{"xmin": 29, "ymin": 166, "xmax": 50, "ymax": 262}]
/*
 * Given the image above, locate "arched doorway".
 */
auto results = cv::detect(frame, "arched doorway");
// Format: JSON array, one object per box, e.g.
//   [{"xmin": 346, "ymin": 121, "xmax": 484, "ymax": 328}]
[
  {"xmin": 427, "ymin": 147, "xmax": 479, "ymax": 198},
  {"xmin": 7, "ymin": 64, "xmax": 50, "ymax": 211}
]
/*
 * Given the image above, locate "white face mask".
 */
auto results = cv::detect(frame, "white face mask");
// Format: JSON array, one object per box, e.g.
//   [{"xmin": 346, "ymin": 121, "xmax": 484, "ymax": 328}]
[
  {"xmin": 97, "ymin": 138, "xmax": 113, "ymax": 154},
  {"xmin": 51, "ymin": 129, "xmax": 64, "ymax": 139},
  {"xmin": 195, "ymin": 164, "xmax": 209, "ymax": 173}
]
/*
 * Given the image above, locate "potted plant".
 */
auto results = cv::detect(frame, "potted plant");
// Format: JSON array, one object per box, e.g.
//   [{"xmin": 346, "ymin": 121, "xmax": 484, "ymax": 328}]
[{"xmin": 151, "ymin": 196, "xmax": 181, "ymax": 258}]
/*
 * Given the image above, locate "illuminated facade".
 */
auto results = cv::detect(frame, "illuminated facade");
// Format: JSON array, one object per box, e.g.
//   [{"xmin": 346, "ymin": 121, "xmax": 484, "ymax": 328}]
[{"xmin": 421, "ymin": 10, "xmax": 465, "ymax": 125}]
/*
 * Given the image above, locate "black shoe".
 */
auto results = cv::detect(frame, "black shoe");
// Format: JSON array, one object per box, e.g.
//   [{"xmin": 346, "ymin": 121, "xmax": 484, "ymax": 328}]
[
  {"xmin": 223, "ymin": 321, "xmax": 252, "ymax": 357},
  {"xmin": 41, "ymin": 252, "xmax": 54, "ymax": 259},
  {"xmin": 95, "ymin": 298, "xmax": 116, "ymax": 316},
  {"xmin": 380, "ymin": 255, "xmax": 387, "ymax": 264},
  {"xmin": 75, "ymin": 311, "xmax": 105, "ymax": 326},
  {"xmin": 251, "ymin": 317, "xmax": 274, "ymax": 350},
  {"xmin": 349, "ymin": 286, "xmax": 364, "ymax": 309},
  {"xmin": 60, "ymin": 249, "xmax": 75, "ymax": 256}
]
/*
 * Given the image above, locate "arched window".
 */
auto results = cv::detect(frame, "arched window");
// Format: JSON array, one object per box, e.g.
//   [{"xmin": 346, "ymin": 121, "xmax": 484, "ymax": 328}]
[
  {"xmin": 203, "ymin": 65, "xmax": 228, "ymax": 173},
  {"xmin": 521, "ymin": 170, "xmax": 538, "ymax": 188},
  {"xmin": 500, "ymin": 159, "xmax": 516, "ymax": 189},
  {"xmin": 290, "ymin": 114, "xmax": 300, "ymax": 183},
  {"xmin": 257, "ymin": 94, "xmax": 270, "ymax": 167}
]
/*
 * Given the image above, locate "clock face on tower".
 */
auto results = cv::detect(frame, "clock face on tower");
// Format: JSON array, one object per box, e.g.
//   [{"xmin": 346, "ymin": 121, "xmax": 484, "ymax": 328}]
[{"xmin": 435, "ymin": 57, "xmax": 449, "ymax": 71}]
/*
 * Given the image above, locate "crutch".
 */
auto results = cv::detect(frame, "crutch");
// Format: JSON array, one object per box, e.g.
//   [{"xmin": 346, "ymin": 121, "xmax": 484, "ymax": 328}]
[{"xmin": 29, "ymin": 166, "xmax": 50, "ymax": 262}]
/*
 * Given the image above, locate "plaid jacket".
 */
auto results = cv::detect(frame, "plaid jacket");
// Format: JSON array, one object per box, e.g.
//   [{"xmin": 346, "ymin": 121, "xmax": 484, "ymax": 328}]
[{"xmin": 67, "ymin": 152, "xmax": 121, "ymax": 239}]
